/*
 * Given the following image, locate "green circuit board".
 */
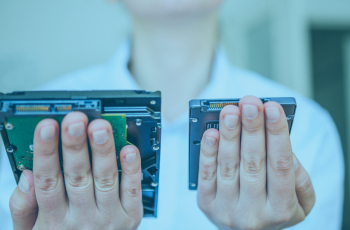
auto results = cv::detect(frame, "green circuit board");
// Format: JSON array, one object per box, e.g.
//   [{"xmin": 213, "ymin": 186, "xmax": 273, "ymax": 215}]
[
  {"xmin": 101, "ymin": 114, "xmax": 132, "ymax": 157},
  {"xmin": 5, "ymin": 114, "xmax": 131, "ymax": 171}
]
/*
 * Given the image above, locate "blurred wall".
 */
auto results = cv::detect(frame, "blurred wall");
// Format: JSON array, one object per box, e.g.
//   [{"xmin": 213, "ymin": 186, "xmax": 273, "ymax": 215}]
[
  {"xmin": 1, "ymin": 0, "xmax": 350, "ymax": 229},
  {"xmin": 0, "ymin": 0, "xmax": 130, "ymax": 93},
  {"xmin": 1, "ymin": 0, "xmax": 350, "ymax": 94},
  {"xmin": 0, "ymin": 0, "xmax": 324, "ymax": 96}
]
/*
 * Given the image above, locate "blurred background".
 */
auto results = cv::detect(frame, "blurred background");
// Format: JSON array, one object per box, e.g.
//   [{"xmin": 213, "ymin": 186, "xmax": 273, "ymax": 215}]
[{"xmin": 0, "ymin": 0, "xmax": 349, "ymax": 228}]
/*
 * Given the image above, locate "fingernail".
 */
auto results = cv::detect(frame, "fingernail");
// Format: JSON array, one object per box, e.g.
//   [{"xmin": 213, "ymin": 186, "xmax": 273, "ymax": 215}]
[
  {"xmin": 40, "ymin": 126, "xmax": 56, "ymax": 142},
  {"xmin": 18, "ymin": 173, "xmax": 30, "ymax": 193},
  {"xmin": 224, "ymin": 115, "xmax": 239, "ymax": 129},
  {"xmin": 293, "ymin": 155, "xmax": 299, "ymax": 171},
  {"xmin": 68, "ymin": 122, "xmax": 85, "ymax": 137},
  {"xmin": 242, "ymin": 104, "xmax": 258, "ymax": 119},
  {"xmin": 126, "ymin": 152, "xmax": 136, "ymax": 163},
  {"xmin": 265, "ymin": 107, "xmax": 280, "ymax": 122},
  {"xmin": 206, "ymin": 136, "xmax": 217, "ymax": 146},
  {"xmin": 92, "ymin": 130, "xmax": 109, "ymax": 145}
]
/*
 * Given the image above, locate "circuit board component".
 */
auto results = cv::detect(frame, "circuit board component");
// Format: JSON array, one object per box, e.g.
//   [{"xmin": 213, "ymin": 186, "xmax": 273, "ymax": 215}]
[
  {"xmin": 5, "ymin": 114, "xmax": 131, "ymax": 171},
  {"xmin": 6, "ymin": 116, "xmax": 65, "ymax": 170},
  {"xmin": 101, "ymin": 114, "xmax": 133, "ymax": 157}
]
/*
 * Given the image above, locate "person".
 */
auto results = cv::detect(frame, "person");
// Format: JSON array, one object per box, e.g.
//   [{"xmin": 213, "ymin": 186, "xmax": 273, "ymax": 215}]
[{"xmin": 0, "ymin": 0, "xmax": 344, "ymax": 229}]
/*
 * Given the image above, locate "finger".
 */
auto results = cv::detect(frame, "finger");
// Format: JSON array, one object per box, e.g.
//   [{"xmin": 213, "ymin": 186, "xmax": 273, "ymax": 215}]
[
  {"xmin": 264, "ymin": 102, "xmax": 296, "ymax": 208},
  {"xmin": 33, "ymin": 119, "xmax": 67, "ymax": 221},
  {"xmin": 239, "ymin": 96, "xmax": 266, "ymax": 205},
  {"xmin": 294, "ymin": 155, "xmax": 315, "ymax": 216},
  {"xmin": 61, "ymin": 112, "xmax": 95, "ymax": 212},
  {"xmin": 197, "ymin": 128, "xmax": 219, "ymax": 212},
  {"xmin": 216, "ymin": 105, "xmax": 241, "ymax": 207},
  {"xmin": 10, "ymin": 170, "xmax": 38, "ymax": 230},
  {"xmin": 119, "ymin": 145, "xmax": 143, "ymax": 219},
  {"xmin": 88, "ymin": 119, "xmax": 120, "ymax": 214}
]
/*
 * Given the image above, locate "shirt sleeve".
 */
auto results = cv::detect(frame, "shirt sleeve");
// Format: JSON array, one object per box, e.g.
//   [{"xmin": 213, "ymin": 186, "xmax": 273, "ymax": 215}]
[{"xmin": 289, "ymin": 108, "xmax": 344, "ymax": 229}]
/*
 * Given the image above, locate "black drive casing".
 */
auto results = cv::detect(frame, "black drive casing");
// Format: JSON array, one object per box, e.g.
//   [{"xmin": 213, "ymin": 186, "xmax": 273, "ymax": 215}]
[{"xmin": 0, "ymin": 90, "xmax": 161, "ymax": 217}]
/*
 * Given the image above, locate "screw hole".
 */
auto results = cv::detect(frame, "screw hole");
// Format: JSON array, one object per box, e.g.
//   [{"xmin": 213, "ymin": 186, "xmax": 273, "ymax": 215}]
[{"xmin": 193, "ymin": 140, "xmax": 201, "ymax": 145}]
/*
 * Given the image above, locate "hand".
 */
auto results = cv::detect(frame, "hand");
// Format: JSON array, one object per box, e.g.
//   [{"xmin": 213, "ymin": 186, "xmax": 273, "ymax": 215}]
[
  {"xmin": 197, "ymin": 96, "xmax": 315, "ymax": 230},
  {"xmin": 9, "ymin": 112, "xmax": 143, "ymax": 230}
]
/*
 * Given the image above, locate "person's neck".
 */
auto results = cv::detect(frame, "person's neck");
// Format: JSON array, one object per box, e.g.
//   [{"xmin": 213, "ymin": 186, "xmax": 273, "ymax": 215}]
[{"xmin": 130, "ymin": 14, "xmax": 217, "ymax": 122}]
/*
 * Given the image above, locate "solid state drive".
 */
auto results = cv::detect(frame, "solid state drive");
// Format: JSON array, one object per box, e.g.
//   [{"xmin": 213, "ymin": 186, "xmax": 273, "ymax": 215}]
[{"xmin": 188, "ymin": 97, "xmax": 297, "ymax": 190}]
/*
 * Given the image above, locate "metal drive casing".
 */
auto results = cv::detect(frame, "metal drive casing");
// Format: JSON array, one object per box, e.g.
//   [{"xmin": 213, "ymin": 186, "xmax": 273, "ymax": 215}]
[{"xmin": 188, "ymin": 97, "xmax": 297, "ymax": 190}]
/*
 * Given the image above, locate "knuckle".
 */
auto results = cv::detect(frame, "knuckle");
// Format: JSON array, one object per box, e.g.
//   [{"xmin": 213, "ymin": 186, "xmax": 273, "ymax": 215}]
[
  {"xmin": 93, "ymin": 144, "xmax": 115, "ymax": 156},
  {"xmin": 9, "ymin": 202, "xmax": 26, "ymax": 218},
  {"xmin": 197, "ymin": 194, "xmax": 214, "ymax": 212},
  {"xmin": 266, "ymin": 124, "xmax": 288, "ymax": 136},
  {"xmin": 270, "ymin": 156, "xmax": 293, "ymax": 175},
  {"xmin": 201, "ymin": 148, "xmax": 217, "ymax": 158},
  {"xmin": 243, "ymin": 127, "xmax": 260, "ymax": 136},
  {"xmin": 35, "ymin": 174, "xmax": 60, "ymax": 192},
  {"xmin": 123, "ymin": 163, "xmax": 141, "ymax": 176},
  {"xmin": 201, "ymin": 164, "xmax": 216, "ymax": 181},
  {"xmin": 126, "ymin": 218, "xmax": 142, "ymax": 230},
  {"xmin": 197, "ymin": 192, "xmax": 215, "ymax": 213},
  {"xmin": 63, "ymin": 142, "xmax": 86, "ymax": 152},
  {"xmin": 38, "ymin": 145, "xmax": 57, "ymax": 156},
  {"xmin": 240, "ymin": 221, "xmax": 260, "ymax": 230},
  {"xmin": 243, "ymin": 122, "xmax": 263, "ymax": 136},
  {"xmin": 243, "ymin": 157, "xmax": 264, "ymax": 177},
  {"xmin": 245, "ymin": 225, "xmax": 260, "ymax": 230},
  {"xmin": 65, "ymin": 172, "xmax": 91, "ymax": 188},
  {"xmin": 9, "ymin": 198, "xmax": 37, "ymax": 218},
  {"xmin": 219, "ymin": 162, "xmax": 238, "ymax": 181},
  {"xmin": 94, "ymin": 173, "xmax": 118, "ymax": 192},
  {"xmin": 274, "ymin": 209, "xmax": 295, "ymax": 224},
  {"xmin": 220, "ymin": 131, "xmax": 240, "ymax": 142},
  {"xmin": 215, "ymin": 218, "xmax": 233, "ymax": 229},
  {"xmin": 296, "ymin": 174, "xmax": 313, "ymax": 194},
  {"xmin": 123, "ymin": 187, "xmax": 141, "ymax": 198}
]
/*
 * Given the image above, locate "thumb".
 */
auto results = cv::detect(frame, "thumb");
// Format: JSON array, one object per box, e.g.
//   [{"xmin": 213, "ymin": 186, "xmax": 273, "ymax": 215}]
[
  {"xmin": 9, "ymin": 170, "xmax": 38, "ymax": 230},
  {"xmin": 293, "ymin": 154, "xmax": 315, "ymax": 216}
]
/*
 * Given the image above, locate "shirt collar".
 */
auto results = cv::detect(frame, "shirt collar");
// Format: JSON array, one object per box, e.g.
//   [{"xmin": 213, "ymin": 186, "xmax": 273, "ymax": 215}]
[{"xmin": 106, "ymin": 39, "xmax": 141, "ymax": 90}]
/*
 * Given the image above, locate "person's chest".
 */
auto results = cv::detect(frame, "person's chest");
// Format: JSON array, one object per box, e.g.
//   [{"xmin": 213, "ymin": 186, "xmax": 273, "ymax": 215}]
[{"xmin": 138, "ymin": 123, "xmax": 216, "ymax": 230}]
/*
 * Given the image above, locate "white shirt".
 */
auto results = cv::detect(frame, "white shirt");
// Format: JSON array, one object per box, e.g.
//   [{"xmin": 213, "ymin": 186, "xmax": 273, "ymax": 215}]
[{"xmin": 0, "ymin": 40, "xmax": 344, "ymax": 230}]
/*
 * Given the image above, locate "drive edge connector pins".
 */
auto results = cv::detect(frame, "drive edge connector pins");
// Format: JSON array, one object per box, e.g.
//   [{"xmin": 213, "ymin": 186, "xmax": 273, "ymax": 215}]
[
  {"xmin": 55, "ymin": 105, "xmax": 72, "ymax": 112},
  {"xmin": 16, "ymin": 105, "xmax": 50, "ymax": 113},
  {"xmin": 208, "ymin": 102, "xmax": 239, "ymax": 110}
]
